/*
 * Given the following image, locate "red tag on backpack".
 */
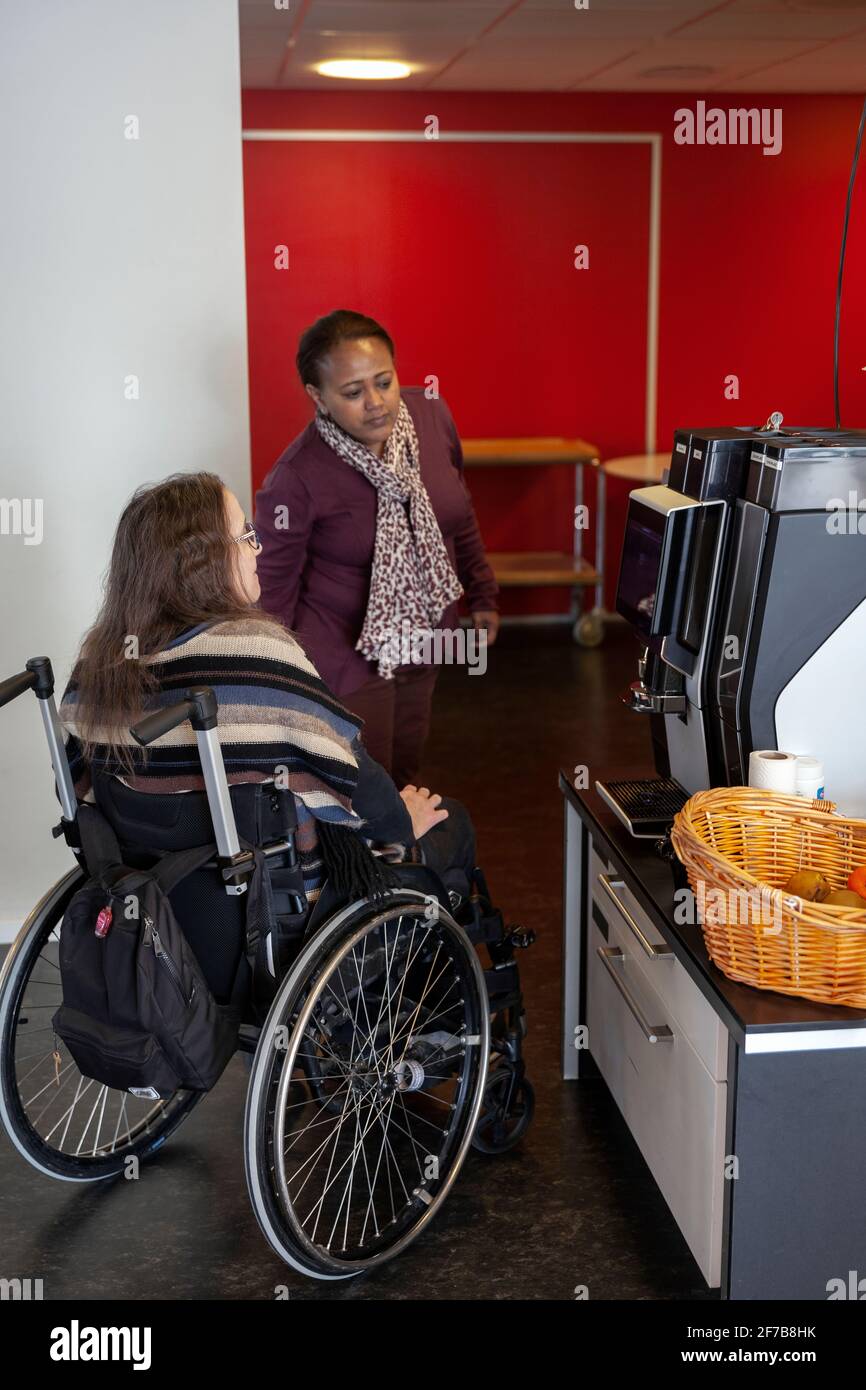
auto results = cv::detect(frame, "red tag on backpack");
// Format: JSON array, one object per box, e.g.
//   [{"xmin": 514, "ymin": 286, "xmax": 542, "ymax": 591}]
[{"xmin": 94, "ymin": 904, "xmax": 113, "ymax": 938}]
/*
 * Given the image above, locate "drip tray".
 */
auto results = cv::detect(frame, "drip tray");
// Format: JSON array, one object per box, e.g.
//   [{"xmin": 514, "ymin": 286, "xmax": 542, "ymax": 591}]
[{"xmin": 595, "ymin": 776, "xmax": 689, "ymax": 838}]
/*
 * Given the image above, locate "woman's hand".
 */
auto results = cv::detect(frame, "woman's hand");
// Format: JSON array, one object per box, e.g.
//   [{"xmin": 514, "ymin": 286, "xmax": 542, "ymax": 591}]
[
  {"xmin": 471, "ymin": 610, "xmax": 500, "ymax": 645},
  {"xmin": 400, "ymin": 785, "xmax": 450, "ymax": 840}
]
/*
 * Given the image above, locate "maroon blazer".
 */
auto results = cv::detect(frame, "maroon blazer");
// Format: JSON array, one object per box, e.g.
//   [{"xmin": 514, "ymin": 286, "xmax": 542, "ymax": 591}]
[{"xmin": 254, "ymin": 388, "xmax": 499, "ymax": 698}]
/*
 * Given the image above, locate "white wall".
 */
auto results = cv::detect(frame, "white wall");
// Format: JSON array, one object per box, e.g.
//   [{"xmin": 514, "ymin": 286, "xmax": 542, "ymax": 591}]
[{"xmin": 0, "ymin": 0, "xmax": 251, "ymax": 941}]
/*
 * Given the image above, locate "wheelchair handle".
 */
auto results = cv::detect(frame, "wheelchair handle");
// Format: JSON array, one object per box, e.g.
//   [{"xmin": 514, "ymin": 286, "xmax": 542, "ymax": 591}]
[
  {"xmin": 0, "ymin": 654, "xmax": 57, "ymax": 708},
  {"xmin": 1, "ymin": 657, "xmax": 77, "ymax": 822},
  {"xmin": 130, "ymin": 686, "xmax": 218, "ymax": 746},
  {"xmin": 0, "ymin": 670, "xmax": 39, "ymax": 708}
]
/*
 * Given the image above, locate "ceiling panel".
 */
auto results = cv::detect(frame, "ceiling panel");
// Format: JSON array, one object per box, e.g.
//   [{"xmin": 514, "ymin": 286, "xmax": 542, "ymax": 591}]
[
  {"xmin": 309, "ymin": 3, "xmax": 504, "ymax": 34},
  {"xmin": 432, "ymin": 36, "xmax": 643, "ymax": 88},
  {"xmin": 677, "ymin": 0, "xmax": 866, "ymax": 40},
  {"xmin": 611, "ymin": 35, "xmax": 824, "ymax": 63},
  {"xmin": 483, "ymin": 7, "xmax": 677, "ymax": 38},
  {"xmin": 238, "ymin": 0, "xmax": 866, "ymax": 90}
]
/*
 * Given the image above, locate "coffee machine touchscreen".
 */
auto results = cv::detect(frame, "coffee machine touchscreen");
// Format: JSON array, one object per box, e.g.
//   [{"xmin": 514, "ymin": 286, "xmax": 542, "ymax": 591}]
[{"xmin": 616, "ymin": 515, "xmax": 663, "ymax": 638}]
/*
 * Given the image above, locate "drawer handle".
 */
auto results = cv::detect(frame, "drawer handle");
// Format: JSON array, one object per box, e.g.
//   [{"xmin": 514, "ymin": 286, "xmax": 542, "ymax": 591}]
[
  {"xmin": 596, "ymin": 947, "xmax": 673, "ymax": 1044},
  {"xmin": 597, "ymin": 873, "xmax": 673, "ymax": 960}
]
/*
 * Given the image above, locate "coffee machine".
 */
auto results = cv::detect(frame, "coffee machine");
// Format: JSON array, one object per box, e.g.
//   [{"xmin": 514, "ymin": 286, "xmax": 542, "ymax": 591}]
[{"xmin": 601, "ymin": 421, "xmax": 866, "ymax": 832}]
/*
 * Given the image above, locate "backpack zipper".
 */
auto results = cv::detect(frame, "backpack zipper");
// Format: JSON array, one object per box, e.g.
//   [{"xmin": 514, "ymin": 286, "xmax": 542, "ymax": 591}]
[{"xmin": 145, "ymin": 914, "xmax": 194, "ymax": 1008}]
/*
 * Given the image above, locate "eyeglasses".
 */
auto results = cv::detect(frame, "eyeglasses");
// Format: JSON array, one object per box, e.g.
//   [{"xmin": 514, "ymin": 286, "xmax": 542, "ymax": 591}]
[{"xmin": 232, "ymin": 521, "xmax": 261, "ymax": 551}]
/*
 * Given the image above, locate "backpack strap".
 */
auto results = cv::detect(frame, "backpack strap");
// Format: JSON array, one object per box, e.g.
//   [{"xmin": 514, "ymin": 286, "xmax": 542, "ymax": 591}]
[
  {"xmin": 237, "ymin": 838, "xmax": 279, "ymax": 1022},
  {"xmin": 76, "ymin": 803, "xmax": 129, "ymax": 890},
  {"xmin": 154, "ymin": 835, "xmax": 272, "ymax": 1007},
  {"xmin": 149, "ymin": 842, "xmax": 220, "ymax": 896}
]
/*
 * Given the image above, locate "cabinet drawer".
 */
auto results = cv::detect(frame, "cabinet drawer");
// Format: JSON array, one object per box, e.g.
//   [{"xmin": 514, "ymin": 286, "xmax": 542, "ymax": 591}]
[
  {"xmin": 591, "ymin": 850, "xmax": 727, "ymax": 1082},
  {"xmin": 587, "ymin": 912, "xmax": 726, "ymax": 1287}
]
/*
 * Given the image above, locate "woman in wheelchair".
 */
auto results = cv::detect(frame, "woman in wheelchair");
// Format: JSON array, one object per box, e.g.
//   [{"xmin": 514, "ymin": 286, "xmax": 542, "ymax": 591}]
[
  {"xmin": 60, "ymin": 472, "xmax": 473, "ymax": 922},
  {"xmin": 0, "ymin": 471, "xmax": 534, "ymax": 1281}
]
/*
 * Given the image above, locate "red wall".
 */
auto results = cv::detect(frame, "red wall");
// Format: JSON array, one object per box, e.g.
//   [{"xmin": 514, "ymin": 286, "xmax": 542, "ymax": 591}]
[{"xmin": 241, "ymin": 90, "xmax": 866, "ymax": 614}]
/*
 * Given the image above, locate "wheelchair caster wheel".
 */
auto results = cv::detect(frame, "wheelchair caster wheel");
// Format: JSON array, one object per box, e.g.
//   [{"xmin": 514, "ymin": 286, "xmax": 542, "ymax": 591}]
[
  {"xmin": 573, "ymin": 610, "xmax": 604, "ymax": 647},
  {"xmin": 471, "ymin": 1066, "xmax": 534, "ymax": 1155}
]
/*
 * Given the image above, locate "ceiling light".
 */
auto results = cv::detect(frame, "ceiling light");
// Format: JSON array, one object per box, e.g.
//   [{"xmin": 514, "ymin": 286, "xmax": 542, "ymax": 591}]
[{"xmin": 315, "ymin": 59, "xmax": 412, "ymax": 81}]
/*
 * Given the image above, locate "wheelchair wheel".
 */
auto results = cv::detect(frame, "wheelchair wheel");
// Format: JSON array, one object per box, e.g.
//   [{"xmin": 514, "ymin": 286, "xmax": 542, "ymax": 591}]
[
  {"xmin": 0, "ymin": 868, "xmax": 203, "ymax": 1182},
  {"xmin": 245, "ymin": 890, "xmax": 490, "ymax": 1280}
]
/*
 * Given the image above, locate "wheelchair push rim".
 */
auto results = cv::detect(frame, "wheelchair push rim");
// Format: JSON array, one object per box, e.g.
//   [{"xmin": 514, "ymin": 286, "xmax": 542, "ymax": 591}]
[
  {"xmin": 0, "ymin": 868, "xmax": 202, "ymax": 1181},
  {"xmin": 245, "ymin": 890, "xmax": 490, "ymax": 1279}
]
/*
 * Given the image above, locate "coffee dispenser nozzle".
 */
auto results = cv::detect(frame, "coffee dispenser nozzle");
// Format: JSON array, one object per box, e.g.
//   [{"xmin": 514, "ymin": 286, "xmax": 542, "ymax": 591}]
[{"xmin": 621, "ymin": 679, "xmax": 687, "ymax": 715}]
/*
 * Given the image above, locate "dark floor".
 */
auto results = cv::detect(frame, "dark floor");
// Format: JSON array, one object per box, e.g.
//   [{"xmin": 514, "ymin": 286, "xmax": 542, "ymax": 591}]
[{"xmin": 0, "ymin": 622, "xmax": 717, "ymax": 1301}]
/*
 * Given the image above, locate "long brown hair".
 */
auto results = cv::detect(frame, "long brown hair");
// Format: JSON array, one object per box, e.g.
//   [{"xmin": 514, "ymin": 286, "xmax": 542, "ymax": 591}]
[{"xmin": 71, "ymin": 472, "xmax": 257, "ymax": 771}]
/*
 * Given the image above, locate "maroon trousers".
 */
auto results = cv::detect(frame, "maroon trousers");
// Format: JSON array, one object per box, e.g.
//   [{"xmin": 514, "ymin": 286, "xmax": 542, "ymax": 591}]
[{"xmin": 341, "ymin": 663, "xmax": 440, "ymax": 790}]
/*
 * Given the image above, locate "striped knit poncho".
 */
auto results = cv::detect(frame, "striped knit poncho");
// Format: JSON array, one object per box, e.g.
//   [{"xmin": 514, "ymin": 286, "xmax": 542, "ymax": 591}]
[{"xmin": 58, "ymin": 617, "xmax": 376, "ymax": 903}]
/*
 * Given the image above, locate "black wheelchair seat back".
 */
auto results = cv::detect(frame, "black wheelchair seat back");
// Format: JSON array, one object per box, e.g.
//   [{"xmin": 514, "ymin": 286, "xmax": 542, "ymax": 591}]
[{"xmin": 91, "ymin": 774, "xmax": 299, "ymax": 1005}]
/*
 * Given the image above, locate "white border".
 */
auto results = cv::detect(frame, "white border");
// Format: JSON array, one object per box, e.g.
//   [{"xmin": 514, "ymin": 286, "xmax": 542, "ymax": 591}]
[
  {"xmin": 242, "ymin": 129, "xmax": 662, "ymax": 454},
  {"xmin": 744, "ymin": 1027, "xmax": 866, "ymax": 1055}
]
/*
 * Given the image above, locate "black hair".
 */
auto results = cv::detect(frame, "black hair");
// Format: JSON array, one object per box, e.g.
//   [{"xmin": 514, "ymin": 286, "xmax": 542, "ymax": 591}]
[{"xmin": 296, "ymin": 309, "xmax": 395, "ymax": 389}]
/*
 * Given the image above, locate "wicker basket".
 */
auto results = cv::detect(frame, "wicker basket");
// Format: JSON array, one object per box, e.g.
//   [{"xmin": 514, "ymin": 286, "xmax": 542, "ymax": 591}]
[{"xmin": 669, "ymin": 786, "xmax": 866, "ymax": 1008}]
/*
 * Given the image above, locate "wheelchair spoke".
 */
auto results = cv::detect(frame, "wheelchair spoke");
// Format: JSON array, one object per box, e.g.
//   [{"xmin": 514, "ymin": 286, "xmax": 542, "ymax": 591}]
[
  {"xmin": 287, "ymin": 1088, "xmax": 361, "ymax": 1200},
  {"xmin": 32, "ymin": 956, "xmax": 61, "ymax": 973},
  {"xmin": 112, "ymin": 1095, "xmax": 130, "ymax": 1153},
  {"xmin": 25, "ymin": 1058, "xmax": 79, "ymax": 1111},
  {"xmin": 336, "ymin": 1093, "xmax": 379, "ymax": 1250},
  {"xmin": 15, "ymin": 1049, "xmax": 60, "ymax": 1079},
  {"xmin": 357, "ymin": 1096, "xmax": 403, "ymax": 1245},
  {"xmin": 54, "ymin": 1074, "xmax": 95, "ymax": 1149},
  {"xmin": 77, "ymin": 1083, "xmax": 110, "ymax": 1157},
  {"xmin": 386, "ymin": 984, "xmax": 462, "ymax": 1060},
  {"xmin": 303, "ymin": 1085, "xmax": 395, "ymax": 1234},
  {"xmin": 316, "ymin": 1097, "xmax": 361, "ymax": 1249}
]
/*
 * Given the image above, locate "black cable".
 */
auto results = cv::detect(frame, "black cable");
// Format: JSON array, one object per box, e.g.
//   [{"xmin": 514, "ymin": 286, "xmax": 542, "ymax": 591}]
[{"xmin": 834, "ymin": 95, "xmax": 866, "ymax": 430}]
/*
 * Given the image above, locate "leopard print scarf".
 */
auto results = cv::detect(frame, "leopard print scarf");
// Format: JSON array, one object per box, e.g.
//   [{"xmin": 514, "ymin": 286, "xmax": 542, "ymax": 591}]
[{"xmin": 316, "ymin": 400, "xmax": 463, "ymax": 678}]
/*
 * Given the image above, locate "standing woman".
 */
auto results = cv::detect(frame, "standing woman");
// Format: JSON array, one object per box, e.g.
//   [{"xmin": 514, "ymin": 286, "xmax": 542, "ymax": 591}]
[{"xmin": 254, "ymin": 310, "xmax": 499, "ymax": 788}]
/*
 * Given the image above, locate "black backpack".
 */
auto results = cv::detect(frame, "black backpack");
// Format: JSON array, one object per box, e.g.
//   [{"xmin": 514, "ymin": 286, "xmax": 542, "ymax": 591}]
[{"xmin": 52, "ymin": 804, "xmax": 249, "ymax": 1099}]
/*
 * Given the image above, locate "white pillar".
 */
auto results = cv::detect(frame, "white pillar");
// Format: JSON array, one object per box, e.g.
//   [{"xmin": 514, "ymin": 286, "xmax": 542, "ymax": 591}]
[{"xmin": 0, "ymin": 0, "xmax": 251, "ymax": 939}]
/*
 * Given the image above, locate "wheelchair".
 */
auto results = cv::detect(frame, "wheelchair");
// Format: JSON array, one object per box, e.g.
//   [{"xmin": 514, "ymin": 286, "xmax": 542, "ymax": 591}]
[{"xmin": 0, "ymin": 657, "xmax": 536, "ymax": 1281}]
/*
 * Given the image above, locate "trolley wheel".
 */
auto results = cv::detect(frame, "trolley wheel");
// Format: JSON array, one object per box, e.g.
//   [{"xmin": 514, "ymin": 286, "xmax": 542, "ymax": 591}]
[
  {"xmin": 244, "ymin": 890, "xmax": 490, "ymax": 1280},
  {"xmin": 573, "ymin": 610, "xmax": 605, "ymax": 647},
  {"xmin": 0, "ymin": 868, "xmax": 203, "ymax": 1182},
  {"xmin": 471, "ymin": 1064, "xmax": 535, "ymax": 1155}
]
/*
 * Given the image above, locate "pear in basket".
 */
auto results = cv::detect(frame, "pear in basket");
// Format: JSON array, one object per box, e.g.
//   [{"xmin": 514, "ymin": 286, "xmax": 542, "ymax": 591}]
[
  {"xmin": 822, "ymin": 890, "xmax": 866, "ymax": 909},
  {"xmin": 783, "ymin": 869, "xmax": 830, "ymax": 901}
]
